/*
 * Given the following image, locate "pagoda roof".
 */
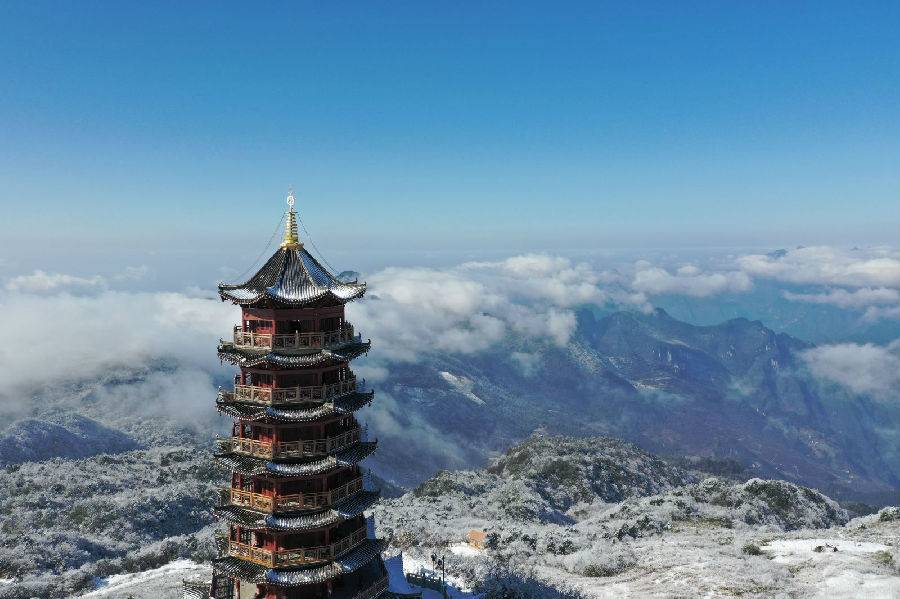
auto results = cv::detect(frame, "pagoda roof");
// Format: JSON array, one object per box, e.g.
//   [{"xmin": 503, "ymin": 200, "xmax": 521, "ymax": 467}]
[
  {"xmin": 214, "ymin": 490, "xmax": 380, "ymax": 531},
  {"xmin": 217, "ymin": 340, "xmax": 370, "ymax": 368},
  {"xmin": 181, "ymin": 581, "xmax": 210, "ymax": 599},
  {"xmin": 219, "ymin": 246, "xmax": 366, "ymax": 308},
  {"xmin": 216, "ymin": 441, "xmax": 377, "ymax": 477},
  {"xmin": 213, "ymin": 539, "xmax": 385, "ymax": 587},
  {"xmin": 216, "ymin": 391, "xmax": 374, "ymax": 423}
]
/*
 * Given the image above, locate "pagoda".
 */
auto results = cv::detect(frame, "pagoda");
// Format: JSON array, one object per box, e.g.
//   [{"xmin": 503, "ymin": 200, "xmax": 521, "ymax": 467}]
[{"xmin": 204, "ymin": 193, "xmax": 389, "ymax": 599}]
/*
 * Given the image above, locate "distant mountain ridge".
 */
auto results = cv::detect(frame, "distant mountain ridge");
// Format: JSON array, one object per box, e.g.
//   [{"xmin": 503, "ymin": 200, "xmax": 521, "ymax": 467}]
[
  {"xmin": 0, "ymin": 414, "xmax": 140, "ymax": 466},
  {"xmin": 366, "ymin": 308, "xmax": 899, "ymax": 504}
]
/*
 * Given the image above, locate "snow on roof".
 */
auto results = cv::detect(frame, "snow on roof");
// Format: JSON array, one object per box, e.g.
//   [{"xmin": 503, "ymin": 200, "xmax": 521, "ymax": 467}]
[
  {"xmin": 219, "ymin": 247, "xmax": 366, "ymax": 307},
  {"xmin": 216, "ymin": 441, "xmax": 378, "ymax": 477}
]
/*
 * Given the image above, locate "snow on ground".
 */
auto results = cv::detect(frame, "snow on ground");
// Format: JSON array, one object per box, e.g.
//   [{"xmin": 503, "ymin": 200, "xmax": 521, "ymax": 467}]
[
  {"xmin": 74, "ymin": 551, "xmax": 481, "ymax": 599},
  {"xmin": 386, "ymin": 553, "xmax": 418, "ymax": 594},
  {"xmin": 65, "ymin": 516, "xmax": 900, "ymax": 599},
  {"xmin": 397, "ymin": 550, "xmax": 481, "ymax": 597},
  {"xmin": 78, "ymin": 559, "xmax": 211, "ymax": 599},
  {"xmin": 449, "ymin": 542, "xmax": 484, "ymax": 557},
  {"xmin": 426, "ymin": 519, "xmax": 900, "ymax": 599},
  {"xmin": 439, "ymin": 372, "xmax": 485, "ymax": 405},
  {"xmin": 762, "ymin": 538, "xmax": 891, "ymax": 563},
  {"xmin": 761, "ymin": 538, "xmax": 899, "ymax": 599}
]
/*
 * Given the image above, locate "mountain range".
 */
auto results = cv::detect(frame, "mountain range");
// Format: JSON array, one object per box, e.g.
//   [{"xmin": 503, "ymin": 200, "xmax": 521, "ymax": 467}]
[
  {"xmin": 374, "ymin": 434, "xmax": 898, "ymax": 598},
  {"xmin": 366, "ymin": 308, "xmax": 899, "ymax": 504},
  {"xmin": 1, "ymin": 307, "xmax": 897, "ymax": 596}
]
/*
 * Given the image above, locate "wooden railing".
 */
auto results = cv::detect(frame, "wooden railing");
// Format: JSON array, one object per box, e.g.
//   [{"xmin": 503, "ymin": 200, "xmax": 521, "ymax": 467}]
[
  {"xmin": 226, "ymin": 477, "xmax": 363, "ymax": 512},
  {"xmin": 233, "ymin": 325, "xmax": 355, "ymax": 351},
  {"xmin": 223, "ymin": 428, "xmax": 360, "ymax": 459},
  {"xmin": 228, "ymin": 527, "xmax": 367, "ymax": 567},
  {"xmin": 226, "ymin": 378, "xmax": 357, "ymax": 406}
]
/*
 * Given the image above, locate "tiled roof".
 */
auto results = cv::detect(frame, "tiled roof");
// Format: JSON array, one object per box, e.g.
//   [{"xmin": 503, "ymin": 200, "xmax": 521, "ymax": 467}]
[
  {"xmin": 213, "ymin": 491, "xmax": 379, "ymax": 531},
  {"xmin": 215, "ymin": 391, "xmax": 374, "ymax": 422},
  {"xmin": 213, "ymin": 539, "xmax": 386, "ymax": 586},
  {"xmin": 216, "ymin": 442, "xmax": 377, "ymax": 477},
  {"xmin": 217, "ymin": 341, "xmax": 370, "ymax": 368},
  {"xmin": 219, "ymin": 247, "xmax": 366, "ymax": 307}
]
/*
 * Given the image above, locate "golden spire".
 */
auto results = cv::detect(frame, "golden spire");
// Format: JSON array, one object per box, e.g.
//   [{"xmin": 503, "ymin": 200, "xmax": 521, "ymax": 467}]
[{"xmin": 281, "ymin": 189, "xmax": 301, "ymax": 249}]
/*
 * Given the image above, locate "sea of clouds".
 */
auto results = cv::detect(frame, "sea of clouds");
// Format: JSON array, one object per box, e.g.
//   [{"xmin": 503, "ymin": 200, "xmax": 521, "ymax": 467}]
[{"xmin": 1, "ymin": 245, "xmax": 898, "ymax": 421}]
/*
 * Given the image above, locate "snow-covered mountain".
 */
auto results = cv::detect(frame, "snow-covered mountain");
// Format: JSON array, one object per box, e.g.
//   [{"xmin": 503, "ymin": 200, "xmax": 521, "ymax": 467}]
[
  {"xmin": 0, "ymin": 414, "xmax": 139, "ymax": 465},
  {"xmin": 374, "ymin": 434, "xmax": 898, "ymax": 598},
  {"xmin": 365, "ymin": 308, "xmax": 900, "ymax": 505},
  {"xmin": 1, "ymin": 309, "xmax": 897, "ymax": 597}
]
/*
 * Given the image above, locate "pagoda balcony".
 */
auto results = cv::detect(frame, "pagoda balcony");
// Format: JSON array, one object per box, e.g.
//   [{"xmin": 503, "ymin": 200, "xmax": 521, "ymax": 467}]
[
  {"xmin": 221, "ymin": 427, "xmax": 361, "ymax": 460},
  {"xmin": 227, "ymin": 526, "xmax": 367, "ymax": 568},
  {"xmin": 224, "ymin": 476, "xmax": 364, "ymax": 512},
  {"xmin": 232, "ymin": 324, "xmax": 356, "ymax": 351},
  {"xmin": 224, "ymin": 378, "xmax": 357, "ymax": 406}
]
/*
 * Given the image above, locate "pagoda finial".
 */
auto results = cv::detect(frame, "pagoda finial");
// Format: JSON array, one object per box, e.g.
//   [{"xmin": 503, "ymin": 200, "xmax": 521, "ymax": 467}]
[{"xmin": 282, "ymin": 188, "xmax": 301, "ymax": 249}]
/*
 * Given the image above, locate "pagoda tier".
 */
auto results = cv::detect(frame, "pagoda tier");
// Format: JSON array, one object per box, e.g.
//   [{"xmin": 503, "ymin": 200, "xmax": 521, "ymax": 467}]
[
  {"xmin": 216, "ymin": 391, "xmax": 374, "ymax": 423},
  {"xmin": 213, "ymin": 540, "xmax": 388, "ymax": 592},
  {"xmin": 217, "ymin": 441, "xmax": 378, "ymax": 477},
  {"xmin": 226, "ymin": 514, "xmax": 368, "ymax": 567},
  {"xmin": 220, "ymin": 364, "xmax": 363, "ymax": 407},
  {"xmin": 224, "ymin": 465, "xmax": 367, "ymax": 514},
  {"xmin": 218, "ymin": 342, "xmax": 370, "ymax": 369},
  {"xmin": 220, "ymin": 410, "xmax": 362, "ymax": 458},
  {"xmin": 216, "ymin": 490, "xmax": 380, "ymax": 530},
  {"xmin": 199, "ymin": 193, "xmax": 390, "ymax": 599}
]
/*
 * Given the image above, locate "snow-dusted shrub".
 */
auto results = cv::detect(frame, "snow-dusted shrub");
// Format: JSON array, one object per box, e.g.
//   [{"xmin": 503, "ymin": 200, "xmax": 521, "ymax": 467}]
[
  {"xmin": 878, "ymin": 507, "xmax": 900, "ymax": 522},
  {"xmin": 739, "ymin": 479, "xmax": 847, "ymax": 530},
  {"xmin": 476, "ymin": 565, "xmax": 584, "ymax": 599},
  {"xmin": 557, "ymin": 542, "xmax": 636, "ymax": 578},
  {"xmin": 742, "ymin": 542, "xmax": 762, "ymax": 556}
]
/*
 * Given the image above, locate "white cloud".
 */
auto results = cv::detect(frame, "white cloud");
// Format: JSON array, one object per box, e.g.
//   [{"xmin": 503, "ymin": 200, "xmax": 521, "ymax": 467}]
[
  {"xmin": 738, "ymin": 246, "xmax": 900, "ymax": 288},
  {"xmin": 360, "ymin": 390, "xmax": 467, "ymax": 462},
  {"xmin": 0, "ymin": 252, "xmax": 638, "ymax": 411},
  {"xmin": 5, "ymin": 270, "xmax": 106, "ymax": 293},
  {"xmin": 5, "ymin": 265, "xmax": 150, "ymax": 294},
  {"xmin": 89, "ymin": 367, "xmax": 221, "ymax": 425},
  {"xmin": 0, "ymin": 289, "xmax": 234, "ymax": 409},
  {"xmin": 349, "ymin": 254, "xmax": 643, "ymax": 363},
  {"xmin": 801, "ymin": 340, "xmax": 900, "ymax": 400},
  {"xmin": 863, "ymin": 305, "xmax": 900, "ymax": 321},
  {"xmin": 783, "ymin": 288, "xmax": 900, "ymax": 309},
  {"xmin": 0, "ymin": 254, "xmax": 629, "ymax": 409},
  {"xmin": 631, "ymin": 262, "xmax": 752, "ymax": 297}
]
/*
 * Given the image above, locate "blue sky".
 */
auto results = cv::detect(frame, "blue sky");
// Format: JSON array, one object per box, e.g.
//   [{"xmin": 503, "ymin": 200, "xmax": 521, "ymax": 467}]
[{"xmin": 1, "ymin": 2, "xmax": 898, "ymax": 277}]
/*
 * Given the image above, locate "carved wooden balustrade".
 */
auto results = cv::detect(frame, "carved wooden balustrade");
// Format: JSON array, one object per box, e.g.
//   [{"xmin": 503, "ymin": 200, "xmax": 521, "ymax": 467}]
[
  {"xmin": 221, "ymin": 427, "xmax": 360, "ymax": 459},
  {"xmin": 223, "ymin": 378, "xmax": 357, "ymax": 406},
  {"xmin": 225, "ymin": 476, "xmax": 364, "ymax": 512},
  {"xmin": 233, "ymin": 325, "xmax": 355, "ymax": 351},
  {"xmin": 227, "ymin": 527, "xmax": 367, "ymax": 567}
]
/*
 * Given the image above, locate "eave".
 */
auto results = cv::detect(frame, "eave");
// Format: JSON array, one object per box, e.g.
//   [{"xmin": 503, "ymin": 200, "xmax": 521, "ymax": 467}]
[
  {"xmin": 215, "ymin": 441, "xmax": 378, "ymax": 477},
  {"xmin": 215, "ymin": 391, "xmax": 374, "ymax": 423},
  {"xmin": 214, "ymin": 490, "xmax": 380, "ymax": 531},
  {"xmin": 217, "ymin": 341, "xmax": 370, "ymax": 368},
  {"xmin": 213, "ymin": 539, "xmax": 386, "ymax": 586}
]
